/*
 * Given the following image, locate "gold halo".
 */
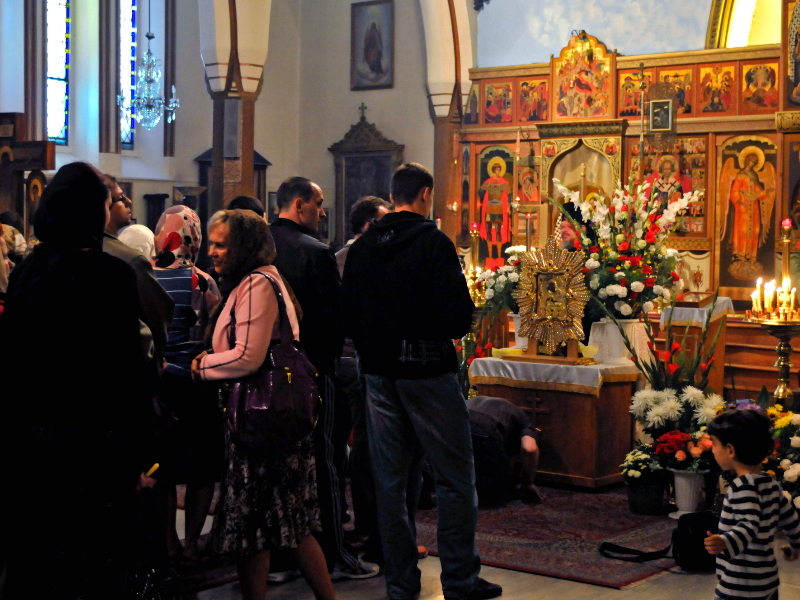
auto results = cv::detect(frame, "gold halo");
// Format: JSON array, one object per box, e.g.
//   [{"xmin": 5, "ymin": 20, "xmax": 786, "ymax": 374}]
[
  {"xmin": 738, "ymin": 146, "xmax": 765, "ymax": 171},
  {"xmin": 656, "ymin": 155, "xmax": 679, "ymax": 174},
  {"xmin": 487, "ymin": 157, "xmax": 507, "ymax": 178}
]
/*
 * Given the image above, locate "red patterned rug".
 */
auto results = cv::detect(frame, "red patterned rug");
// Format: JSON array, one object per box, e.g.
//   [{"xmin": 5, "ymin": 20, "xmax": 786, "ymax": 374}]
[{"xmin": 415, "ymin": 486, "xmax": 676, "ymax": 589}]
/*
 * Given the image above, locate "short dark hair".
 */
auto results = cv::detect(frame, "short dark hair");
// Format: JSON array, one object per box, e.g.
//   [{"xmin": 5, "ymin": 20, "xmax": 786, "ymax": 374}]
[
  {"xmin": 227, "ymin": 195, "xmax": 265, "ymax": 218},
  {"xmin": 102, "ymin": 173, "xmax": 119, "ymax": 194},
  {"xmin": 707, "ymin": 409, "xmax": 774, "ymax": 466},
  {"xmin": 391, "ymin": 163, "xmax": 433, "ymax": 205},
  {"xmin": 276, "ymin": 177, "xmax": 315, "ymax": 211},
  {"xmin": 349, "ymin": 196, "xmax": 393, "ymax": 236}
]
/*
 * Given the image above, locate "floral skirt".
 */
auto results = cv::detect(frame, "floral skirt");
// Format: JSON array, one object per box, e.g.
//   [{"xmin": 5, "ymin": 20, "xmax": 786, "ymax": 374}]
[{"xmin": 212, "ymin": 429, "xmax": 320, "ymax": 558}]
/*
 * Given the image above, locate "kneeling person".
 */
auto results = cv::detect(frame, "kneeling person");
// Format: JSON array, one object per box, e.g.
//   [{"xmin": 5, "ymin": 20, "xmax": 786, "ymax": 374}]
[{"xmin": 467, "ymin": 396, "xmax": 542, "ymax": 506}]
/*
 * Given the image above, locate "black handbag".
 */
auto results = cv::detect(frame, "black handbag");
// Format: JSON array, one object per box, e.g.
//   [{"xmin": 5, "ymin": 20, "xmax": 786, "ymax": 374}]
[
  {"xmin": 224, "ymin": 272, "xmax": 320, "ymax": 452},
  {"xmin": 598, "ymin": 511, "xmax": 718, "ymax": 572}
]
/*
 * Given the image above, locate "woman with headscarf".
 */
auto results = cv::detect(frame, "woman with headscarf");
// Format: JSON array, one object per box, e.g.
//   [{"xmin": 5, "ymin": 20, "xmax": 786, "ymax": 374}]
[
  {"xmin": 0, "ymin": 162, "xmax": 153, "ymax": 599},
  {"xmin": 151, "ymin": 205, "xmax": 222, "ymax": 565},
  {"xmin": 190, "ymin": 210, "xmax": 335, "ymax": 600}
]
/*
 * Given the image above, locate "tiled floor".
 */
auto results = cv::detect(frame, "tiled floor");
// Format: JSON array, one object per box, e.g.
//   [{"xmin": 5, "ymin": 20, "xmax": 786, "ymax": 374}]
[{"xmin": 192, "ymin": 539, "xmax": 800, "ymax": 600}]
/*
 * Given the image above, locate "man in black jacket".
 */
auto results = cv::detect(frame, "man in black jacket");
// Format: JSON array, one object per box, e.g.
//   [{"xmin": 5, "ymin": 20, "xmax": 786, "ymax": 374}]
[
  {"xmin": 270, "ymin": 177, "xmax": 377, "ymax": 580},
  {"xmin": 343, "ymin": 163, "xmax": 502, "ymax": 600}
]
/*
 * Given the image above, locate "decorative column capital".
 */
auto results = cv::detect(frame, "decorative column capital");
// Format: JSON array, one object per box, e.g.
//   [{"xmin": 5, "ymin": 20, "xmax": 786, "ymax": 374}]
[{"xmin": 775, "ymin": 111, "xmax": 800, "ymax": 132}]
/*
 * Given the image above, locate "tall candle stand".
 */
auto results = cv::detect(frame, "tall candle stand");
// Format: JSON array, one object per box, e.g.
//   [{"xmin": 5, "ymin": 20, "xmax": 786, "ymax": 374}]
[{"xmin": 745, "ymin": 218, "xmax": 799, "ymax": 402}]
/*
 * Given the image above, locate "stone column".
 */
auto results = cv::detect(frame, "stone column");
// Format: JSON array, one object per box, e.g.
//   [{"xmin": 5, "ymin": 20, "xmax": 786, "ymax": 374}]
[{"xmin": 197, "ymin": 0, "xmax": 271, "ymax": 214}]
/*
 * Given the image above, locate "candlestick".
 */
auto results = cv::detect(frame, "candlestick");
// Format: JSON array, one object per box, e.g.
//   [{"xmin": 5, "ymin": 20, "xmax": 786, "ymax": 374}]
[{"xmin": 525, "ymin": 213, "xmax": 532, "ymax": 251}]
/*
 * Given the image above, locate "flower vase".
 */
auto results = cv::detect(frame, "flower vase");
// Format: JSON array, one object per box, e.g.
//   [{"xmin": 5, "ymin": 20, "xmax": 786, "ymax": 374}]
[
  {"xmin": 588, "ymin": 318, "xmax": 649, "ymax": 365},
  {"xmin": 669, "ymin": 469, "xmax": 708, "ymax": 518},
  {"xmin": 509, "ymin": 313, "xmax": 527, "ymax": 349},
  {"xmin": 626, "ymin": 481, "xmax": 665, "ymax": 515}
]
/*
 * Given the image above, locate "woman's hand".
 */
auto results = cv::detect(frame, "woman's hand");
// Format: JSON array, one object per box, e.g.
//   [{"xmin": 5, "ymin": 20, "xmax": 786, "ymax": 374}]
[
  {"xmin": 136, "ymin": 472, "xmax": 157, "ymax": 493},
  {"xmin": 191, "ymin": 351, "xmax": 208, "ymax": 383}
]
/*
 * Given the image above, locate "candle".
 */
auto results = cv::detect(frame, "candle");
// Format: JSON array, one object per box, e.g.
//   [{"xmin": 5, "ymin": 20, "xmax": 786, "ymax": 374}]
[
  {"xmin": 751, "ymin": 290, "xmax": 759, "ymax": 315},
  {"xmin": 756, "ymin": 277, "xmax": 763, "ymax": 314},
  {"xmin": 784, "ymin": 218, "xmax": 793, "ymax": 229},
  {"xmin": 525, "ymin": 213, "xmax": 532, "ymax": 251},
  {"xmin": 436, "ymin": 216, "xmax": 442, "ymax": 230},
  {"xmin": 472, "ymin": 222, "xmax": 479, "ymax": 231}
]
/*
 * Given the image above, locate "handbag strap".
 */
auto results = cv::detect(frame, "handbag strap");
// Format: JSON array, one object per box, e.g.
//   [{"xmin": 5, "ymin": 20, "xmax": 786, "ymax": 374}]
[
  {"xmin": 598, "ymin": 541, "xmax": 672, "ymax": 563},
  {"xmin": 227, "ymin": 271, "xmax": 296, "ymax": 353}
]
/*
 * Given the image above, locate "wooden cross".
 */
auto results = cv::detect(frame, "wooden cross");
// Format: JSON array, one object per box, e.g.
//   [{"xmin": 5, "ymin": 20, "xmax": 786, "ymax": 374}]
[
  {"xmin": 0, "ymin": 113, "xmax": 55, "ymax": 237},
  {"xmin": 358, "ymin": 103, "xmax": 368, "ymax": 119}
]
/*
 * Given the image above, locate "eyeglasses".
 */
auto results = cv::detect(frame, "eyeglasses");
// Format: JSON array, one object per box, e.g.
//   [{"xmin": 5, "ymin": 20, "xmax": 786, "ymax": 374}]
[{"xmin": 114, "ymin": 194, "xmax": 132, "ymax": 204}]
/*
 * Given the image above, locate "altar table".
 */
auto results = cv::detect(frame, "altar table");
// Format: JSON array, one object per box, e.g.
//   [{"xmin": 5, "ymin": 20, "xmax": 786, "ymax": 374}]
[{"xmin": 469, "ymin": 358, "xmax": 641, "ymax": 488}]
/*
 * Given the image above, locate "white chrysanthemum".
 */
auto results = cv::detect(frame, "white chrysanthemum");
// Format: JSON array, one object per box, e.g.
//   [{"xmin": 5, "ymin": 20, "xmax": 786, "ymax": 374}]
[
  {"xmin": 508, "ymin": 272, "xmax": 519, "ymax": 282},
  {"xmin": 505, "ymin": 245, "xmax": 527, "ymax": 255},
  {"xmin": 599, "ymin": 289, "xmax": 608, "ymax": 299},
  {"xmin": 607, "ymin": 250, "xmax": 618, "ymax": 260},
  {"xmin": 661, "ymin": 398, "xmax": 684, "ymax": 421},
  {"xmin": 615, "ymin": 272, "xmax": 625, "ymax": 280},
  {"xmin": 495, "ymin": 282, "xmax": 505, "ymax": 292},
  {"xmin": 629, "ymin": 470, "xmax": 641, "ymax": 478},
  {"xmin": 646, "ymin": 404, "xmax": 671, "ymax": 429},
  {"xmin": 637, "ymin": 239, "xmax": 647, "ymax": 249},
  {"xmin": 585, "ymin": 259, "xmax": 600, "ymax": 270},
  {"xmin": 619, "ymin": 303, "xmax": 633, "ymax": 316},
  {"xmin": 642, "ymin": 301, "xmax": 655, "ymax": 313},
  {"xmin": 654, "ymin": 389, "xmax": 678, "ymax": 404},
  {"xmin": 653, "ymin": 285, "xmax": 664, "ymax": 295},
  {"xmin": 497, "ymin": 275, "xmax": 507, "ymax": 284},
  {"xmin": 705, "ymin": 393, "xmax": 724, "ymax": 408},
  {"xmin": 477, "ymin": 270, "xmax": 493, "ymax": 281},
  {"xmin": 486, "ymin": 278, "xmax": 495, "ymax": 288},
  {"xmin": 630, "ymin": 281, "xmax": 645, "ymax": 293},
  {"xmin": 590, "ymin": 275, "xmax": 600, "ymax": 290},
  {"xmin": 484, "ymin": 289, "xmax": 495, "ymax": 300},
  {"xmin": 680, "ymin": 386, "xmax": 705, "ymax": 407},
  {"xmin": 694, "ymin": 405, "xmax": 718, "ymax": 424},
  {"xmin": 792, "ymin": 414, "xmax": 800, "ymax": 426},
  {"xmin": 667, "ymin": 248, "xmax": 679, "ymax": 257}
]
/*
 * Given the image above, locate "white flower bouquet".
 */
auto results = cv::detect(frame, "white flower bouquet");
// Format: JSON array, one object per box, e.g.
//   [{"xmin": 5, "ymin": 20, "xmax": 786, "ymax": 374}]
[
  {"xmin": 621, "ymin": 441, "xmax": 664, "ymax": 485},
  {"xmin": 551, "ymin": 173, "xmax": 702, "ymax": 320}
]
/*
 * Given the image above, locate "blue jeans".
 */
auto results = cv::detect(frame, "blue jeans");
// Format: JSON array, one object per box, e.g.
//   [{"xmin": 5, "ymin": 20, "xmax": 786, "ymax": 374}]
[{"xmin": 365, "ymin": 373, "xmax": 480, "ymax": 599}]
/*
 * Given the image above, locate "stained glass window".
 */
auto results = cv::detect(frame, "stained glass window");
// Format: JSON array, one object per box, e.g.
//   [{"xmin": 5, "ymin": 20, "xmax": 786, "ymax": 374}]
[
  {"xmin": 120, "ymin": 0, "xmax": 136, "ymax": 150},
  {"xmin": 46, "ymin": 0, "xmax": 70, "ymax": 145}
]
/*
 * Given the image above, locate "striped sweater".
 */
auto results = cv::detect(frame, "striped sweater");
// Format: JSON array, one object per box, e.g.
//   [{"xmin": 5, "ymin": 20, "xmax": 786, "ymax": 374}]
[{"xmin": 715, "ymin": 473, "xmax": 800, "ymax": 600}]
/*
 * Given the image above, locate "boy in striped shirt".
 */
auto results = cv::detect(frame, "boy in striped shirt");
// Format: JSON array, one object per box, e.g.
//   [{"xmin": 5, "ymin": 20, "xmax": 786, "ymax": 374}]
[{"xmin": 704, "ymin": 409, "xmax": 800, "ymax": 600}]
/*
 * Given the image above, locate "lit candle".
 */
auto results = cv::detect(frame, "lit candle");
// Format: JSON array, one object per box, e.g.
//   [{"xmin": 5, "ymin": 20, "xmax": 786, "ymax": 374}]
[
  {"xmin": 436, "ymin": 216, "xmax": 442, "ymax": 230},
  {"xmin": 792, "ymin": 288, "xmax": 797, "ymax": 314},
  {"xmin": 526, "ymin": 213, "xmax": 532, "ymax": 251},
  {"xmin": 751, "ymin": 290, "xmax": 759, "ymax": 315},
  {"xmin": 784, "ymin": 218, "xmax": 793, "ymax": 229},
  {"xmin": 472, "ymin": 222, "xmax": 479, "ymax": 231},
  {"xmin": 756, "ymin": 277, "xmax": 763, "ymax": 314}
]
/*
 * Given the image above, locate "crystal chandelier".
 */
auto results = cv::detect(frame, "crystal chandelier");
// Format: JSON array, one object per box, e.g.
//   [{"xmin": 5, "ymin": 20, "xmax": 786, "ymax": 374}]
[{"xmin": 118, "ymin": 0, "xmax": 179, "ymax": 130}]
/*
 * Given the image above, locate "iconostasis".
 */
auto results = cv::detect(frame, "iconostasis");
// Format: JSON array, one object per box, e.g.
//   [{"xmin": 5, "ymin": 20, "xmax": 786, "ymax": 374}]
[{"xmin": 457, "ymin": 29, "xmax": 790, "ymax": 304}]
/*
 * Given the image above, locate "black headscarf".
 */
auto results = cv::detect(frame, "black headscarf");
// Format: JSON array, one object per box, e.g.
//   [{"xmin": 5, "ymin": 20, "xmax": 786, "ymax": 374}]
[{"xmin": 34, "ymin": 162, "xmax": 109, "ymax": 251}]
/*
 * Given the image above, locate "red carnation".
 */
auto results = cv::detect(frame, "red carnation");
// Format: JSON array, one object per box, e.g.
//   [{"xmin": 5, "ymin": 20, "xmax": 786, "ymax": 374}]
[
  {"xmin": 677, "ymin": 293, "xmax": 685, "ymax": 301},
  {"xmin": 618, "ymin": 241, "xmax": 629, "ymax": 252},
  {"xmin": 645, "ymin": 232, "xmax": 656, "ymax": 244},
  {"xmin": 630, "ymin": 291, "xmax": 640, "ymax": 300},
  {"xmin": 619, "ymin": 278, "xmax": 628, "ymax": 287},
  {"xmin": 645, "ymin": 277, "xmax": 655, "ymax": 287},
  {"xmin": 628, "ymin": 256, "xmax": 642, "ymax": 267},
  {"xmin": 608, "ymin": 267, "xmax": 618, "ymax": 274},
  {"xmin": 671, "ymin": 271, "xmax": 680, "ymax": 282},
  {"xmin": 642, "ymin": 265, "xmax": 652, "ymax": 275},
  {"xmin": 582, "ymin": 267, "xmax": 590, "ymax": 274},
  {"xmin": 590, "ymin": 245, "xmax": 600, "ymax": 253},
  {"xmin": 514, "ymin": 259, "xmax": 521, "ymax": 267},
  {"xmin": 621, "ymin": 204, "xmax": 629, "ymax": 212},
  {"xmin": 649, "ymin": 214, "xmax": 657, "ymax": 223}
]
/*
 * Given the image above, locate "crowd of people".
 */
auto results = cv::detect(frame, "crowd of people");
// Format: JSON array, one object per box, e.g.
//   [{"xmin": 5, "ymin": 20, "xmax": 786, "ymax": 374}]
[{"xmin": 0, "ymin": 161, "xmax": 524, "ymax": 600}]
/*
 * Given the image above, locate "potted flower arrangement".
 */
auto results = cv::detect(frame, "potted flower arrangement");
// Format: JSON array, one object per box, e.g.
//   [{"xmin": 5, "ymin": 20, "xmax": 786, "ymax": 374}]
[
  {"xmin": 550, "ymin": 175, "xmax": 700, "ymax": 321},
  {"xmin": 762, "ymin": 404, "xmax": 800, "ymax": 511},
  {"xmin": 621, "ymin": 441, "xmax": 666, "ymax": 514},
  {"xmin": 604, "ymin": 290, "xmax": 727, "ymax": 514}
]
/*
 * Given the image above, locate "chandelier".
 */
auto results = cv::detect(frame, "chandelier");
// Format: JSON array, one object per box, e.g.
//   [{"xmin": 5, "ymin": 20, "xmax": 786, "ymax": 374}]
[{"xmin": 118, "ymin": 0, "xmax": 179, "ymax": 130}]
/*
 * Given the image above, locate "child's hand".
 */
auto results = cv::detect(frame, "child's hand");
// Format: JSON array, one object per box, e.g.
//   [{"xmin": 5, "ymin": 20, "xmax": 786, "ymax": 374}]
[
  {"xmin": 704, "ymin": 532, "xmax": 726, "ymax": 555},
  {"xmin": 782, "ymin": 545, "xmax": 799, "ymax": 561}
]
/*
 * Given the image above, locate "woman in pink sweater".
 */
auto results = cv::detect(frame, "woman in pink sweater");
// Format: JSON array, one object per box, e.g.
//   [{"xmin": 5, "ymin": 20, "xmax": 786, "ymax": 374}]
[{"xmin": 191, "ymin": 210, "xmax": 335, "ymax": 600}]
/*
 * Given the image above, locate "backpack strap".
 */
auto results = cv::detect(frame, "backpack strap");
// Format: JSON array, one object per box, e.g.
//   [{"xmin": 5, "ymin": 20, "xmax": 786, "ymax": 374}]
[{"xmin": 598, "ymin": 541, "xmax": 672, "ymax": 563}]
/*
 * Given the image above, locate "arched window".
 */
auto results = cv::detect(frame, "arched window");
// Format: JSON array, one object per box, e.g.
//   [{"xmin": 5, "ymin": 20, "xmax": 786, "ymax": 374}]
[
  {"xmin": 120, "ymin": 0, "xmax": 137, "ymax": 150},
  {"xmin": 46, "ymin": 0, "xmax": 70, "ymax": 145}
]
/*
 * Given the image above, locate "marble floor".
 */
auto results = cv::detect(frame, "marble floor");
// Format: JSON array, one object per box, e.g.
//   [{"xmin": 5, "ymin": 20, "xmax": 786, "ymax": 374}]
[{"xmin": 189, "ymin": 533, "xmax": 800, "ymax": 600}]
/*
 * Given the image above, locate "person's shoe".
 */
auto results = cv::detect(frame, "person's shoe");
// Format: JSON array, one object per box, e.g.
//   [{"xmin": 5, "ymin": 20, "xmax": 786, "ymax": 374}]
[
  {"xmin": 444, "ymin": 577, "xmax": 503, "ymax": 600},
  {"xmin": 267, "ymin": 570, "xmax": 300, "ymax": 583},
  {"xmin": 417, "ymin": 545, "xmax": 428, "ymax": 559},
  {"xmin": 331, "ymin": 557, "xmax": 381, "ymax": 580}
]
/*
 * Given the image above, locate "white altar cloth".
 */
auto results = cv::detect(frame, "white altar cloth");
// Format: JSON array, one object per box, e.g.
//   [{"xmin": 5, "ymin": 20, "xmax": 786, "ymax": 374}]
[
  {"xmin": 469, "ymin": 357, "xmax": 640, "ymax": 397},
  {"xmin": 660, "ymin": 297, "xmax": 734, "ymax": 327}
]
